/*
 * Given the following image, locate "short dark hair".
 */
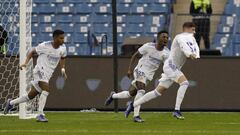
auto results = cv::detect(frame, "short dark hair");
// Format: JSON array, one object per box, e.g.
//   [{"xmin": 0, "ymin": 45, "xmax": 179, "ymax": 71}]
[
  {"xmin": 53, "ymin": 29, "xmax": 64, "ymax": 38},
  {"xmin": 182, "ymin": 22, "xmax": 196, "ymax": 28},
  {"xmin": 157, "ymin": 30, "xmax": 168, "ymax": 40}
]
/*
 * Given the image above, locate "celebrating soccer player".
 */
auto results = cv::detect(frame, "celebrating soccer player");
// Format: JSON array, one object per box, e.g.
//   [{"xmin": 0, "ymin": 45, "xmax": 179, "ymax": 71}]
[
  {"xmin": 105, "ymin": 30, "xmax": 169, "ymax": 122},
  {"xmin": 125, "ymin": 22, "xmax": 200, "ymax": 121},
  {"xmin": 4, "ymin": 29, "xmax": 67, "ymax": 122}
]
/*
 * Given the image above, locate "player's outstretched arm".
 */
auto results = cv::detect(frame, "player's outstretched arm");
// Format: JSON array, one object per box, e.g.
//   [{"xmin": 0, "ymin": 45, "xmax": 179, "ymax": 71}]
[{"xmin": 19, "ymin": 48, "xmax": 36, "ymax": 70}]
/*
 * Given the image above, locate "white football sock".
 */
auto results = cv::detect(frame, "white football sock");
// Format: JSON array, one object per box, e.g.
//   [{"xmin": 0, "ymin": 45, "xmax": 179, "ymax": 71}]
[
  {"xmin": 133, "ymin": 90, "xmax": 145, "ymax": 117},
  {"xmin": 175, "ymin": 81, "xmax": 189, "ymax": 110},
  {"xmin": 10, "ymin": 95, "xmax": 29, "ymax": 105},
  {"xmin": 112, "ymin": 91, "xmax": 131, "ymax": 99},
  {"xmin": 38, "ymin": 91, "xmax": 49, "ymax": 115},
  {"xmin": 133, "ymin": 90, "xmax": 161, "ymax": 107}
]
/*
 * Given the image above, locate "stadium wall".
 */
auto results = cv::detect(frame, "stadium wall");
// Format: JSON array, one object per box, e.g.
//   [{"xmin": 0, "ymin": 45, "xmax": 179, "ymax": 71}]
[{"xmin": 45, "ymin": 56, "xmax": 240, "ymax": 111}]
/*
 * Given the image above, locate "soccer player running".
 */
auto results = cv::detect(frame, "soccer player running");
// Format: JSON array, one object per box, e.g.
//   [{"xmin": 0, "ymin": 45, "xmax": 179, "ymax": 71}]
[
  {"xmin": 125, "ymin": 22, "xmax": 200, "ymax": 120},
  {"xmin": 4, "ymin": 29, "xmax": 67, "ymax": 122},
  {"xmin": 105, "ymin": 30, "xmax": 169, "ymax": 122}
]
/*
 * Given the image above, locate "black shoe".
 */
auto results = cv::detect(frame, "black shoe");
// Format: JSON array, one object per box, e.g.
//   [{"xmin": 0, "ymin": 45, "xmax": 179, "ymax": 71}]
[
  {"xmin": 124, "ymin": 101, "xmax": 133, "ymax": 118},
  {"xmin": 133, "ymin": 116, "xmax": 144, "ymax": 123},
  {"xmin": 173, "ymin": 110, "xmax": 185, "ymax": 120},
  {"xmin": 104, "ymin": 91, "xmax": 115, "ymax": 106},
  {"xmin": 4, "ymin": 99, "xmax": 13, "ymax": 114}
]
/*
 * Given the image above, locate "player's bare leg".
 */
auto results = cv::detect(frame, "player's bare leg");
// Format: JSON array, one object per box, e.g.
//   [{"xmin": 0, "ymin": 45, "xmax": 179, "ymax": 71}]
[
  {"xmin": 4, "ymin": 86, "xmax": 39, "ymax": 114},
  {"xmin": 104, "ymin": 85, "xmax": 136, "ymax": 106}
]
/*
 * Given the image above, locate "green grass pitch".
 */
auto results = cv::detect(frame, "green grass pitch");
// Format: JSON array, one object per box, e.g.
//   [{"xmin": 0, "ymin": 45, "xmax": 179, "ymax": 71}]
[{"xmin": 0, "ymin": 112, "xmax": 240, "ymax": 135}]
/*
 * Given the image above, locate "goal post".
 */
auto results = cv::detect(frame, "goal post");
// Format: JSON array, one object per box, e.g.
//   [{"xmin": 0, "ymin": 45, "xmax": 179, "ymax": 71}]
[{"xmin": 0, "ymin": 0, "xmax": 37, "ymax": 119}]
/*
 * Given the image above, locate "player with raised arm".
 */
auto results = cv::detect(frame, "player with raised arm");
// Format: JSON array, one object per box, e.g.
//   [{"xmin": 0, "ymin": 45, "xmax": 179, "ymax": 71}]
[
  {"xmin": 105, "ymin": 30, "xmax": 169, "ymax": 122},
  {"xmin": 4, "ymin": 29, "xmax": 67, "ymax": 122},
  {"xmin": 125, "ymin": 22, "xmax": 200, "ymax": 120}
]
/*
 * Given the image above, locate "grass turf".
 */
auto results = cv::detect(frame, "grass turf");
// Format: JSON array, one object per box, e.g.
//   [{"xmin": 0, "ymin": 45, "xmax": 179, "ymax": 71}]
[{"xmin": 0, "ymin": 112, "xmax": 240, "ymax": 135}]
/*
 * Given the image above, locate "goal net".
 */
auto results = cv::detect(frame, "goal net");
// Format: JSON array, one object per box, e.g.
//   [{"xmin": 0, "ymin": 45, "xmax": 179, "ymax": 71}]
[{"xmin": 0, "ymin": 0, "xmax": 37, "ymax": 119}]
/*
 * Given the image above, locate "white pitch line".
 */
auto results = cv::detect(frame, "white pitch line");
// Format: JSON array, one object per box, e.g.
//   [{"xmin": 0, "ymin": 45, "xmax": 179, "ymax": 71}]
[
  {"xmin": 0, "ymin": 129, "xmax": 239, "ymax": 133},
  {"xmin": 214, "ymin": 122, "xmax": 240, "ymax": 125}
]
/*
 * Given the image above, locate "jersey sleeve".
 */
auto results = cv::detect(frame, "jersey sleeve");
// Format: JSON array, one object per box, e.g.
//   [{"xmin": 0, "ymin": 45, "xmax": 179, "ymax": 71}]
[
  {"xmin": 162, "ymin": 48, "xmax": 170, "ymax": 62},
  {"xmin": 193, "ymin": 38, "xmax": 200, "ymax": 58},
  {"xmin": 61, "ymin": 45, "xmax": 67, "ymax": 58},
  {"xmin": 178, "ymin": 37, "xmax": 195, "ymax": 57},
  {"xmin": 35, "ymin": 42, "xmax": 46, "ymax": 55},
  {"xmin": 138, "ymin": 43, "xmax": 149, "ymax": 55}
]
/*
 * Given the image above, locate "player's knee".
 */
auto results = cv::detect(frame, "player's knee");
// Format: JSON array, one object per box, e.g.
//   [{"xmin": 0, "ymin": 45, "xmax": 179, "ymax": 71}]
[
  {"xmin": 137, "ymin": 89, "xmax": 145, "ymax": 95},
  {"xmin": 129, "ymin": 89, "xmax": 137, "ymax": 96},
  {"xmin": 28, "ymin": 94, "xmax": 35, "ymax": 100},
  {"xmin": 180, "ymin": 80, "xmax": 189, "ymax": 86},
  {"xmin": 136, "ymin": 82, "xmax": 145, "ymax": 90}
]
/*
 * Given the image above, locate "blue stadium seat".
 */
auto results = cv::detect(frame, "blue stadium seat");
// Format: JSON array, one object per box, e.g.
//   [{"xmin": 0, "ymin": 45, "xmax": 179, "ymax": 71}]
[
  {"xmin": 55, "ymin": 23, "xmax": 74, "ymax": 32},
  {"xmin": 92, "ymin": 14, "xmax": 111, "ymax": 24},
  {"xmin": 150, "ymin": 3, "xmax": 169, "ymax": 14},
  {"xmin": 224, "ymin": 4, "xmax": 236, "ymax": 15},
  {"xmin": 237, "ymin": 23, "xmax": 240, "ymax": 33},
  {"xmin": 119, "ymin": 0, "xmax": 134, "ymax": 4},
  {"xmin": 68, "ymin": 0, "xmax": 85, "ymax": 4},
  {"xmin": 234, "ymin": 44, "xmax": 240, "ymax": 56},
  {"xmin": 38, "ymin": 33, "xmax": 52, "ymax": 43},
  {"xmin": 117, "ymin": 25, "xmax": 127, "ymax": 33},
  {"xmin": 117, "ymin": 4, "xmax": 131, "ymax": 14},
  {"xmin": 117, "ymin": 15, "xmax": 127, "ymax": 24},
  {"xmin": 217, "ymin": 24, "xmax": 232, "ymax": 33},
  {"xmin": 74, "ymin": 24, "xmax": 90, "ymax": 33},
  {"xmin": 67, "ymin": 45, "xmax": 77, "ymax": 55},
  {"xmin": 3, "ymin": 3, "xmax": 19, "ymax": 13},
  {"xmin": 135, "ymin": 0, "xmax": 152, "ymax": 4},
  {"xmin": 74, "ymin": 3, "xmax": 92, "ymax": 14},
  {"xmin": 31, "ymin": 33, "xmax": 39, "ymax": 46},
  {"xmin": 94, "ymin": 4, "xmax": 112, "ymax": 14},
  {"xmin": 34, "ymin": 4, "xmax": 56, "ymax": 14},
  {"xmin": 56, "ymin": 14, "xmax": 73, "ymax": 23},
  {"xmin": 131, "ymin": 4, "xmax": 149, "ymax": 14},
  {"xmin": 39, "ymin": 24, "xmax": 56, "ymax": 32},
  {"xmin": 233, "ymin": 34, "xmax": 240, "ymax": 44},
  {"xmin": 32, "ymin": 23, "xmax": 39, "ymax": 33},
  {"xmin": 127, "ymin": 15, "xmax": 145, "ymax": 24},
  {"xmin": 33, "ymin": 0, "xmax": 50, "ymax": 4},
  {"xmin": 220, "ymin": 15, "xmax": 234, "ymax": 26},
  {"xmin": 212, "ymin": 34, "xmax": 231, "ymax": 48},
  {"xmin": 39, "ymin": 15, "xmax": 56, "ymax": 23},
  {"xmin": 73, "ymin": 15, "xmax": 91, "ymax": 24},
  {"xmin": 56, "ymin": 4, "xmax": 74, "ymax": 13},
  {"xmin": 32, "ymin": 14, "xmax": 39, "ymax": 23},
  {"xmin": 145, "ymin": 25, "xmax": 165, "ymax": 34},
  {"xmin": 146, "ymin": 15, "xmax": 167, "ymax": 25},
  {"xmin": 88, "ymin": 0, "xmax": 110, "ymax": 4},
  {"xmin": 222, "ymin": 45, "xmax": 233, "ymax": 56},
  {"xmin": 73, "ymin": 33, "xmax": 87, "ymax": 44},
  {"xmin": 154, "ymin": 0, "xmax": 172, "ymax": 4},
  {"xmin": 127, "ymin": 24, "xmax": 144, "ymax": 34},
  {"xmin": 93, "ymin": 24, "xmax": 111, "ymax": 33}
]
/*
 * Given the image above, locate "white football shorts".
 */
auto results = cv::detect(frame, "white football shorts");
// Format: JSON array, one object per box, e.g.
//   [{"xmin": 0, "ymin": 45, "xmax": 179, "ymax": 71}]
[
  {"xmin": 131, "ymin": 68, "xmax": 151, "ymax": 88},
  {"xmin": 158, "ymin": 60, "xmax": 184, "ymax": 88},
  {"xmin": 31, "ymin": 67, "xmax": 50, "ymax": 92}
]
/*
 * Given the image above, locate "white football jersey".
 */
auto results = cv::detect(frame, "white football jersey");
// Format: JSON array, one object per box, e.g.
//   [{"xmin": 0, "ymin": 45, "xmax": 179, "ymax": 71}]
[
  {"xmin": 34, "ymin": 41, "xmax": 67, "ymax": 80},
  {"xmin": 168, "ymin": 32, "xmax": 200, "ymax": 69},
  {"xmin": 135, "ymin": 42, "xmax": 169, "ymax": 80}
]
